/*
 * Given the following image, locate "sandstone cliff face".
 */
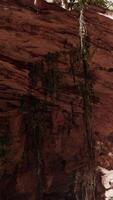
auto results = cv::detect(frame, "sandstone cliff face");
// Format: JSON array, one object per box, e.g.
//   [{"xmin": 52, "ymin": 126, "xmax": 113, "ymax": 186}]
[{"xmin": 0, "ymin": 1, "xmax": 113, "ymax": 199}]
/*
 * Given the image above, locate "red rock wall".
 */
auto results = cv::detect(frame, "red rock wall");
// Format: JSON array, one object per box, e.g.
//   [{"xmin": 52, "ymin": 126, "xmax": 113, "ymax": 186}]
[{"xmin": 0, "ymin": 2, "xmax": 113, "ymax": 199}]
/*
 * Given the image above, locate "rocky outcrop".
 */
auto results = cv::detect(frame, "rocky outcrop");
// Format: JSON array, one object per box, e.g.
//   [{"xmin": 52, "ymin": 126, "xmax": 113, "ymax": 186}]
[{"xmin": 0, "ymin": 2, "xmax": 113, "ymax": 199}]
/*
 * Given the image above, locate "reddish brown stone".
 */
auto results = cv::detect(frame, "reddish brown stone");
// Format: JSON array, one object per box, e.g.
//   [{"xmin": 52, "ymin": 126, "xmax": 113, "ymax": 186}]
[{"xmin": 0, "ymin": 2, "xmax": 113, "ymax": 199}]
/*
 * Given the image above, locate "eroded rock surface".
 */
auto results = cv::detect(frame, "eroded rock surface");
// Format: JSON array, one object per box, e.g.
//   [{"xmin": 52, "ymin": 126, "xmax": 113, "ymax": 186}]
[{"xmin": 0, "ymin": 2, "xmax": 113, "ymax": 199}]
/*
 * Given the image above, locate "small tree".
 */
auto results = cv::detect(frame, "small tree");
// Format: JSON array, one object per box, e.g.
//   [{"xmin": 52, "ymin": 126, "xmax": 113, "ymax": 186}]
[{"xmin": 63, "ymin": 0, "xmax": 110, "ymax": 10}]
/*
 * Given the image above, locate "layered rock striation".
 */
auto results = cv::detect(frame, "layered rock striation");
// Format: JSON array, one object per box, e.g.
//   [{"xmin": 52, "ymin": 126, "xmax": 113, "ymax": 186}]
[{"xmin": 0, "ymin": 2, "xmax": 113, "ymax": 199}]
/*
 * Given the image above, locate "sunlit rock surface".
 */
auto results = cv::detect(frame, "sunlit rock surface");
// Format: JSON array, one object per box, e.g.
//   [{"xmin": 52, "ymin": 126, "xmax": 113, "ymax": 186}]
[{"xmin": 98, "ymin": 166, "xmax": 113, "ymax": 199}]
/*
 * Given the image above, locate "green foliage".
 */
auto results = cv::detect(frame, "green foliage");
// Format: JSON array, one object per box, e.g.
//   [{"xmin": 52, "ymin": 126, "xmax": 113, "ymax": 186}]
[
  {"xmin": 67, "ymin": 0, "xmax": 108, "ymax": 9},
  {"xmin": 85, "ymin": 0, "xmax": 107, "ymax": 7}
]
